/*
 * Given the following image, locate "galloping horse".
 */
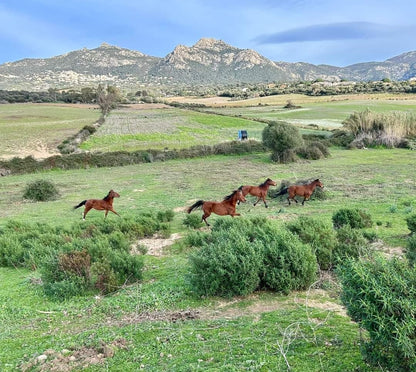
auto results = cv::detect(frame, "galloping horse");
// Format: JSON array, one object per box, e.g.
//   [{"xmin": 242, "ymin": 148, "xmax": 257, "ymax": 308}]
[
  {"xmin": 274, "ymin": 179, "xmax": 323, "ymax": 205},
  {"xmin": 240, "ymin": 178, "xmax": 277, "ymax": 208},
  {"xmin": 187, "ymin": 188, "xmax": 246, "ymax": 226},
  {"xmin": 74, "ymin": 189, "xmax": 120, "ymax": 220}
]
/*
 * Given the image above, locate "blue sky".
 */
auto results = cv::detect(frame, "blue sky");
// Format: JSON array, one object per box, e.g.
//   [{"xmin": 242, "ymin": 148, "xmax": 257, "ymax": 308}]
[{"xmin": 0, "ymin": 0, "xmax": 415, "ymax": 67}]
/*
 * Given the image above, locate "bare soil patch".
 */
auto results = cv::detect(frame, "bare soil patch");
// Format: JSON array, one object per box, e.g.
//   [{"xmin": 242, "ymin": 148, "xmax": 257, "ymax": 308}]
[
  {"xmin": 111, "ymin": 289, "xmax": 347, "ymax": 329},
  {"xmin": 20, "ymin": 339, "xmax": 128, "ymax": 372},
  {"xmin": 132, "ymin": 233, "xmax": 182, "ymax": 256},
  {"xmin": 2, "ymin": 139, "xmax": 60, "ymax": 160}
]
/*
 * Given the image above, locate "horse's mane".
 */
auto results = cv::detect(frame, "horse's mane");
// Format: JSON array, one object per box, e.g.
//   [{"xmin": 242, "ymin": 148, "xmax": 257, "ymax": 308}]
[
  {"xmin": 103, "ymin": 191, "xmax": 112, "ymax": 201},
  {"xmin": 223, "ymin": 190, "xmax": 237, "ymax": 201},
  {"xmin": 259, "ymin": 178, "xmax": 271, "ymax": 187}
]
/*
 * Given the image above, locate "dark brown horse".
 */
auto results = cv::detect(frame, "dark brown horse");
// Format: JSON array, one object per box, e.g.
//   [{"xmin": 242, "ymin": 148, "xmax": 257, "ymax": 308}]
[
  {"xmin": 74, "ymin": 190, "xmax": 120, "ymax": 220},
  {"xmin": 274, "ymin": 179, "xmax": 323, "ymax": 205},
  {"xmin": 240, "ymin": 178, "xmax": 277, "ymax": 208},
  {"xmin": 187, "ymin": 188, "xmax": 246, "ymax": 226}
]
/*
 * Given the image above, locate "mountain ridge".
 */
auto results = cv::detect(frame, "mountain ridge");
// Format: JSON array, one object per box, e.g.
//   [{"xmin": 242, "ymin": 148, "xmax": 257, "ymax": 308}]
[{"xmin": 0, "ymin": 38, "xmax": 415, "ymax": 91}]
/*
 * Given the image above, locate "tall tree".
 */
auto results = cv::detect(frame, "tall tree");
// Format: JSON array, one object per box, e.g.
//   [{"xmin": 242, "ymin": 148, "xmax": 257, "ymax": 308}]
[{"xmin": 96, "ymin": 84, "xmax": 120, "ymax": 116}]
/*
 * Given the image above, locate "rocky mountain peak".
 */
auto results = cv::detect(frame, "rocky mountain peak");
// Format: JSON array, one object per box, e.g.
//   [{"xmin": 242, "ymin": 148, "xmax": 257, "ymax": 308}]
[{"xmin": 193, "ymin": 38, "xmax": 234, "ymax": 51}]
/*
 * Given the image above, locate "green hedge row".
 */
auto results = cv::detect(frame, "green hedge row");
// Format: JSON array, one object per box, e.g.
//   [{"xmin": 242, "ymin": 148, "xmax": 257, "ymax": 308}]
[{"xmin": 0, "ymin": 140, "xmax": 266, "ymax": 175}]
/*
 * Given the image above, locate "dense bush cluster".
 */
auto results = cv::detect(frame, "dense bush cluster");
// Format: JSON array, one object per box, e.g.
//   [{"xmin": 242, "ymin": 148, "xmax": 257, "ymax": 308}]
[
  {"xmin": 187, "ymin": 207, "xmax": 375, "ymax": 298},
  {"xmin": 332, "ymin": 208, "xmax": 373, "ymax": 229},
  {"xmin": 0, "ymin": 212, "xmax": 173, "ymax": 299},
  {"xmin": 338, "ymin": 256, "xmax": 416, "ymax": 371},
  {"xmin": 187, "ymin": 218, "xmax": 317, "ymax": 297}
]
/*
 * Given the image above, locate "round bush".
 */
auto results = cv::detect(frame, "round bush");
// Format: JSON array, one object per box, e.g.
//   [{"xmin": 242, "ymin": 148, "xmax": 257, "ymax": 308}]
[
  {"xmin": 188, "ymin": 226, "xmax": 263, "ymax": 297},
  {"xmin": 297, "ymin": 144, "xmax": 324, "ymax": 160},
  {"xmin": 187, "ymin": 218, "xmax": 318, "ymax": 297},
  {"xmin": 262, "ymin": 121, "xmax": 304, "ymax": 163},
  {"xmin": 332, "ymin": 208, "xmax": 373, "ymax": 229},
  {"xmin": 23, "ymin": 179, "xmax": 59, "ymax": 201},
  {"xmin": 260, "ymin": 229, "xmax": 317, "ymax": 294}
]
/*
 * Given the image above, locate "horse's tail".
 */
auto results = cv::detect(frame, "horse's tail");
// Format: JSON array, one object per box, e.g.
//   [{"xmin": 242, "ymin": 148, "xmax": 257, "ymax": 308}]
[
  {"xmin": 74, "ymin": 200, "xmax": 87, "ymax": 209},
  {"xmin": 187, "ymin": 200, "xmax": 204, "ymax": 213},
  {"xmin": 273, "ymin": 187, "xmax": 288, "ymax": 198}
]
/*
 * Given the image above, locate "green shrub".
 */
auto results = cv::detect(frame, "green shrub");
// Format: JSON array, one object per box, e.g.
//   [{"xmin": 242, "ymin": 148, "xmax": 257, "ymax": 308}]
[
  {"xmin": 188, "ymin": 218, "xmax": 317, "ymax": 297},
  {"xmin": 333, "ymin": 226, "xmax": 371, "ymax": 264},
  {"xmin": 23, "ymin": 179, "xmax": 59, "ymax": 201},
  {"xmin": 406, "ymin": 234, "xmax": 416, "ymax": 266},
  {"xmin": 91, "ymin": 261, "xmax": 117, "ymax": 294},
  {"xmin": 406, "ymin": 214, "xmax": 416, "ymax": 234},
  {"xmin": 183, "ymin": 213, "xmax": 204, "ymax": 229},
  {"xmin": 0, "ymin": 213, "xmax": 165, "ymax": 299},
  {"xmin": 337, "ymin": 256, "xmax": 416, "ymax": 371},
  {"xmin": 188, "ymin": 220, "xmax": 263, "ymax": 297},
  {"xmin": 296, "ymin": 144, "xmax": 325, "ymax": 160},
  {"xmin": 332, "ymin": 208, "xmax": 373, "ymax": 229},
  {"xmin": 262, "ymin": 121, "xmax": 304, "ymax": 163},
  {"xmin": 184, "ymin": 230, "xmax": 210, "ymax": 247},
  {"xmin": 287, "ymin": 216, "xmax": 336, "ymax": 270},
  {"xmin": 329, "ymin": 129, "xmax": 354, "ymax": 147},
  {"xmin": 260, "ymin": 229, "xmax": 317, "ymax": 294},
  {"xmin": 157, "ymin": 209, "xmax": 175, "ymax": 222}
]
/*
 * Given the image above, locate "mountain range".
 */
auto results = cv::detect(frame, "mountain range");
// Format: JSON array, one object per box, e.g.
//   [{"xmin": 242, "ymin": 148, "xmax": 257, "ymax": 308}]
[{"xmin": 0, "ymin": 38, "xmax": 415, "ymax": 91}]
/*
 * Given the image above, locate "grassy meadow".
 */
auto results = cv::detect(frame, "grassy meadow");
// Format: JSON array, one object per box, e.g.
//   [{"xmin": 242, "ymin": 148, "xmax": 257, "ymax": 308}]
[
  {"xmin": 0, "ymin": 103, "xmax": 100, "ymax": 159},
  {"xmin": 1, "ymin": 95, "xmax": 416, "ymax": 371},
  {"xmin": 80, "ymin": 106, "xmax": 266, "ymax": 152}
]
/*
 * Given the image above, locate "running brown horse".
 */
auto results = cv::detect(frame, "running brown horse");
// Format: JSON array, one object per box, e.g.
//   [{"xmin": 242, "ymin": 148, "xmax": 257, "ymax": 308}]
[
  {"xmin": 187, "ymin": 188, "xmax": 246, "ymax": 226},
  {"xmin": 74, "ymin": 190, "xmax": 120, "ymax": 220},
  {"xmin": 274, "ymin": 179, "xmax": 323, "ymax": 205},
  {"xmin": 240, "ymin": 178, "xmax": 277, "ymax": 208}
]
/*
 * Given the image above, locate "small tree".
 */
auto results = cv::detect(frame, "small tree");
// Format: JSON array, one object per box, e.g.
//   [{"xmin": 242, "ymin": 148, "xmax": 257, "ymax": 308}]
[
  {"xmin": 96, "ymin": 84, "xmax": 120, "ymax": 116},
  {"xmin": 262, "ymin": 121, "xmax": 303, "ymax": 163}
]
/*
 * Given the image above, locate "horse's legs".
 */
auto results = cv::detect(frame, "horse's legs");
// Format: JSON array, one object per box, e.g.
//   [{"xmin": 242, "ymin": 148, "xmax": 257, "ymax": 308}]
[
  {"xmin": 111, "ymin": 209, "xmax": 120, "ymax": 217},
  {"xmin": 202, "ymin": 212, "xmax": 211, "ymax": 226},
  {"xmin": 302, "ymin": 194, "xmax": 311, "ymax": 205},
  {"xmin": 287, "ymin": 194, "xmax": 298, "ymax": 205},
  {"xmin": 253, "ymin": 197, "xmax": 261, "ymax": 206},
  {"xmin": 83, "ymin": 205, "xmax": 93, "ymax": 220}
]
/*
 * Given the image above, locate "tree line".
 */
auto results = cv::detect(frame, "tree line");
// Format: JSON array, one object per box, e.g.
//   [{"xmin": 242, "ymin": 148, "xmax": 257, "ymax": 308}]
[{"xmin": 1, "ymin": 79, "xmax": 416, "ymax": 106}]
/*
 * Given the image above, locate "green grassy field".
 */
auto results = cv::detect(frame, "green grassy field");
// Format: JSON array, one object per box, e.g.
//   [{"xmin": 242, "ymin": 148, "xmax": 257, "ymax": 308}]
[
  {"xmin": 202, "ymin": 96, "xmax": 416, "ymax": 130},
  {"xmin": 1, "ymin": 96, "xmax": 415, "ymax": 371},
  {"xmin": 80, "ymin": 106, "xmax": 266, "ymax": 152},
  {"xmin": 0, "ymin": 103, "xmax": 100, "ymax": 159},
  {"xmin": 3, "ymin": 147, "xmax": 413, "ymax": 370}
]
